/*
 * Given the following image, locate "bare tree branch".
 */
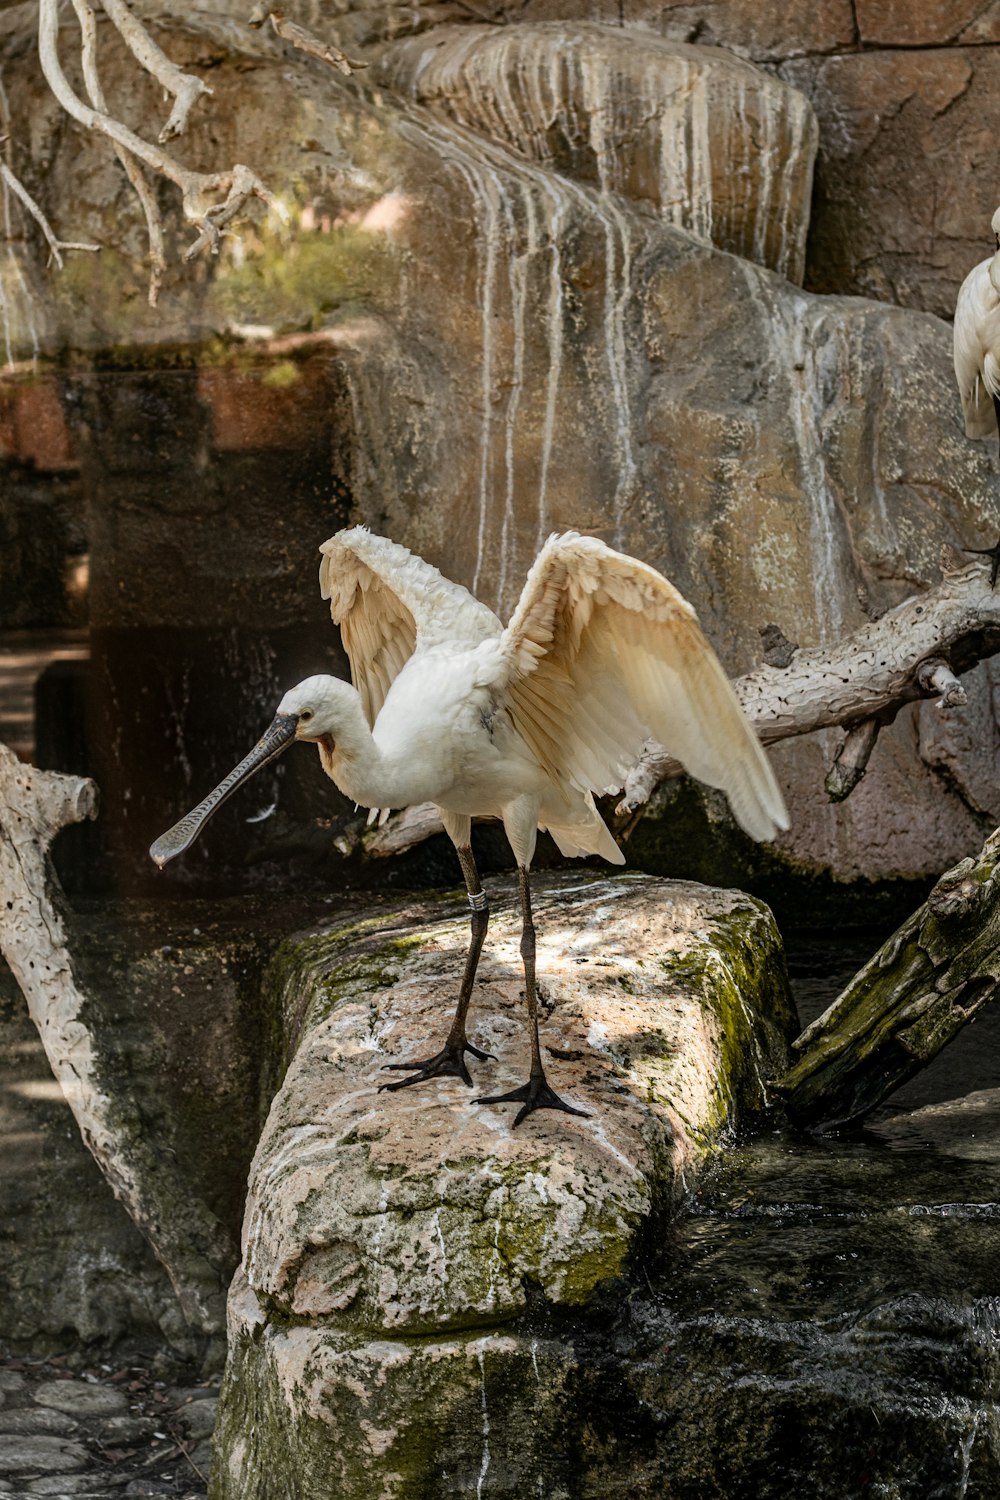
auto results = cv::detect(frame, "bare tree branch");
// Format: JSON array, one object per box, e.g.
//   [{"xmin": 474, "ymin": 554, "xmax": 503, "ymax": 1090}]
[
  {"xmin": 0, "ymin": 158, "xmax": 100, "ymax": 268},
  {"xmin": 824, "ymin": 715, "xmax": 885, "ymax": 802},
  {"xmin": 99, "ymin": 0, "xmax": 212, "ymax": 143},
  {"xmin": 618, "ymin": 558, "xmax": 1000, "ymax": 820},
  {"xmin": 38, "ymin": 0, "xmax": 284, "ymax": 263},
  {"xmin": 72, "ymin": 0, "xmax": 164, "ymax": 305},
  {"xmin": 775, "ymin": 825, "xmax": 1000, "ymax": 1131},
  {"xmin": 0, "ymin": 743, "xmax": 233, "ymax": 1337}
]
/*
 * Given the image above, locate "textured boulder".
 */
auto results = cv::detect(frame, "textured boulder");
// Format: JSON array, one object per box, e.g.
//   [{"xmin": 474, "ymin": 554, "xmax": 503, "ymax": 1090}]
[
  {"xmin": 382, "ymin": 24, "xmax": 818, "ymax": 282},
  {"xmin": 212, "ymin": 873, "xmax": 795, "ymax": 1494},
  {"xmin": 243, "ymin": 874, "xmax": 794, "ymax": 1331},
  {"xmin": 215, "ymin": 1072, "xmax": 1000, "ymax": 1499}
]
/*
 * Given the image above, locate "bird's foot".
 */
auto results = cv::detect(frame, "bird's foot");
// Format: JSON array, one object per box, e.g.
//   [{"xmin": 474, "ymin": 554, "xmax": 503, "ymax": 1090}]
[
  {"xmin": 476, "ymin": 1072, "xmax": 589, "ymax": 1128},
  {"xmin": 379, "ymin": 1037, "xmax": 495, "ymax": 1092}
]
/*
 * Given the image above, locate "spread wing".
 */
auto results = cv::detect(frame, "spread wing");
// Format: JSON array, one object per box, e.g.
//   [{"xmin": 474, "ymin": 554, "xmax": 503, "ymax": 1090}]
[
  {"xmin": 499, "ymin": 532, "xmax": 788, "ymax": 842},
  {"xmin": 319, "ymin": 527, "xmax": 502, "ymax": 728}
]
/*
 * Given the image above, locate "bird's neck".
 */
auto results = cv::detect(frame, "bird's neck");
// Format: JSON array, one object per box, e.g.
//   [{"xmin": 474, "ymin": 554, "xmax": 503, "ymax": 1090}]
[{"xmin": 314, "ymin": 693, "xmax": 397, "ymax": 810}]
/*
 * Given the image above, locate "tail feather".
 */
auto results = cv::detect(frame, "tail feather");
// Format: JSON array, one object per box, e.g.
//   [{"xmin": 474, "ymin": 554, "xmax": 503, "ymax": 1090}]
[{"xmin": 543, "ymin": 793, "xmax": 625, "ymax": 865}]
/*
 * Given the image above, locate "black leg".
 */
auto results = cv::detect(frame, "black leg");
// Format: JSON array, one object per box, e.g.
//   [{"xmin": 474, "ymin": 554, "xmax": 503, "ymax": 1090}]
[
  {"xmin": 380, "ymin": 844, "xmax": 495, "ymax": 1092},
  {"xmin": 476, "ymin": 866, "xmax": 589, "ymax": 1127}
]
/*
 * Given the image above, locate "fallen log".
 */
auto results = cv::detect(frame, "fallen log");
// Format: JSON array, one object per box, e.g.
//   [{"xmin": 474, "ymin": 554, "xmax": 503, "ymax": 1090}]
[
  {"xmin": 0, "ymin": 742, "xmax": 235, "ymax": 1341},
  {"xmin": 773, "ymin": 825, "xmax": 1000, "ymax": 1132}
]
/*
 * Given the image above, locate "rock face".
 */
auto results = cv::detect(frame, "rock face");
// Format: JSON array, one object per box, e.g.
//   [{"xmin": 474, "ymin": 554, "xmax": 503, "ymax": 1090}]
[
  {"xmin": 218, "ymin": 1071, "xmax": 1000, "ymax": 1498},
  {"xmin": 784, "ymin": 46, "xmax": 1000, "ymax": 318},
  {"xmin": 212, "ymin": 873, "xmax": 795, "ymax": 1494}
]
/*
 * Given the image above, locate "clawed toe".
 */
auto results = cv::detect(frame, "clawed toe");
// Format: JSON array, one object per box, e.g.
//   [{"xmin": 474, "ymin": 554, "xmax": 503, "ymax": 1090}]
[
  {"xmin": 476, "ymin": 1074, "xmax": 589, "ymax": 1128},
  {"xmin": 378, "ymin": 1038, "xmax": 494, "ymax": 1092}
]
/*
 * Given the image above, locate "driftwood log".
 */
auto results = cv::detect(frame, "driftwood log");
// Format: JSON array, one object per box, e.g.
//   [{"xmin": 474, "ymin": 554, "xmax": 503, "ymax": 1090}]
[
  {"xmin": 366, "ymin": 556, "xmax": 1000, "ymax": 855},
  {"xmin": 0, "ymin": 743, "xmax": 234, "ymax": 1340},
  {"xmin": 775, "ymin": 826, "xmax": 1000, "ymax": 1132}
]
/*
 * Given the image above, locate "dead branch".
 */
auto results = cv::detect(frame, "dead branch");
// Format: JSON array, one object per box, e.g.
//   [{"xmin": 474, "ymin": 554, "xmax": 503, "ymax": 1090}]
[
  {"xmin": 249, "ymin": 6, "xmax": 368, "ymax": 76},
  {"xmin": 0, "ymin": 159, "xmax": 100, "ymax": 267},
  {"xmin": 38, "ymin": 0, "xmax": 284, "ymax": 264},
  {"xmin": 774, "ymin": 825, "xmax": 1000, "ymax": 1132},
  {"xmin": 99, "ymin": 0, "xmax": 212, "ymax": 143},
  {"xmin": 72, "ymin": 0, "xmax": 164, "ymax": 305},
  {"xmin": 823, "ymin": 714, "xmax": 885, "ymax": 802},
  {"xmin": 0, "ymin": 742, "xmax": 234, "ymax": 1338}
]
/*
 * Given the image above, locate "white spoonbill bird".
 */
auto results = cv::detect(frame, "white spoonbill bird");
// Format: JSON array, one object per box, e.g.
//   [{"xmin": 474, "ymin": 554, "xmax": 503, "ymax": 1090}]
[
  {"xmin": 954, "ymin": 208, "xmax": 1000, "ymax": 440},
  {"xmin": 150, "ymin": 528, "xmax": 788, "ymax": 1125}
]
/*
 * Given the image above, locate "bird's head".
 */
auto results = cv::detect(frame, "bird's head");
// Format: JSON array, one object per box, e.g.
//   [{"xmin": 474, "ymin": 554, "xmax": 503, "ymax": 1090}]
[
  {"xmin": 149, "ymin": 673, "xmax": 354, "ymax": 868},
  {"xmin": 277, "ymin": 674, "xmax": 353, "ymax": 745}
]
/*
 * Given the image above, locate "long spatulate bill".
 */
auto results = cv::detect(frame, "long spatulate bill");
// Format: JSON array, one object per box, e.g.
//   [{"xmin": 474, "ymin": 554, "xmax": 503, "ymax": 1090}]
[{"xmin": 149, "ymin": 712, "xmax": 298, "ymax": 867}]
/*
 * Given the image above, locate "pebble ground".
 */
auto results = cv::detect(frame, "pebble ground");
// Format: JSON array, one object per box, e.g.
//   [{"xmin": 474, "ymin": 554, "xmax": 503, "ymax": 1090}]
[{"xmin": 0, "ymin": 1353, "xmax": 215, "ymax": 1498}]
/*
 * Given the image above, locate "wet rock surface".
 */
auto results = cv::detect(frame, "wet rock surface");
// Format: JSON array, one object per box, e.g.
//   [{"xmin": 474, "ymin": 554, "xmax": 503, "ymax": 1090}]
[
  {"xmin": 215, "ymin": 1102, "xmax": 1000, "ymax": 1499},
  {"xmin": 0, "ymin": 1356, "xmax": 215, "ymax": 1498},
  {"xmin": 382, "ymin": 23, "xmax": 818, "ymax": 281}
]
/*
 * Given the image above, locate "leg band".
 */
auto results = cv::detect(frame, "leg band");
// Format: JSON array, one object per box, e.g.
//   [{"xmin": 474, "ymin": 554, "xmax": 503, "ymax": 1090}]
[{"xmin": 468, "ymin": 889, "xmax": 489, "ymax": 913}]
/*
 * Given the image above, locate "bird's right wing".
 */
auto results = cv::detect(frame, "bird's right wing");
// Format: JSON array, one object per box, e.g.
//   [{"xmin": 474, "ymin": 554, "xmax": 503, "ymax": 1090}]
[
  {"xmin": 954, "ymin": 261, "xmax": 998, "ymax": 439},
  {"xmin": 320, "ymin": 527, "xmax": 501, "ymax": 727},
  {"xmin": 498, "ymin": 533, "xmax": 788, "ymax": 843}
]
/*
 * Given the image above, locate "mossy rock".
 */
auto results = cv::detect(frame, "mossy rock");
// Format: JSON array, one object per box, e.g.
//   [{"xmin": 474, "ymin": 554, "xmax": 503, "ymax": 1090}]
[{"xmin": 240, "ymin": 872, "xmax": 796, "ymax": 1336}]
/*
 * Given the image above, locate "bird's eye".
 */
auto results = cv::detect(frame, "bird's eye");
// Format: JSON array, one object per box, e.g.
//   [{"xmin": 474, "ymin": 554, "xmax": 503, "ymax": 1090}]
[{"xmin": 300, "ymin": 709, "xmax": 314, "ymax": 723}]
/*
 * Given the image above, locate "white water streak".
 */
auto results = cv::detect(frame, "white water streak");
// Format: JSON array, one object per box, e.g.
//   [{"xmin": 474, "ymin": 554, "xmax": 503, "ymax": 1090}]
[
  {"xmin": 397, "ymin": 100, "xmax": 637, "ymax": 601},
  {"xmin": 535, "ymin": 180, "xmax": 565, "ymax": 549},
  {"xmin": 443, "ymin": 150, "xmax": 502, "ymax": 600},
  {"xmin": 496, "ymin": 179, "xmax": 536, "ymax": 610},
  {"xmin": 955, "ymin": 1408, "xmax": 980, "ymax": 1500},
  {"xmin": 578, "ymin": 53, "xmax": 638, "ymax": 544},
  {"xmin": 476, "ymin": 1344, "xmax": 491, "ymax": 1498},
  {"xmin": 739, "ymin": 264, "xmax": 845, "ymax": 643}
]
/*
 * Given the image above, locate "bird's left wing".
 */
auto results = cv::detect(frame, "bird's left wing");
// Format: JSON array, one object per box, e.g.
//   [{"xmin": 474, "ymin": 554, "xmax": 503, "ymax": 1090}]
[
  {"xmin": 498, "ymin": 532, "xmax": 788, "ymax": 842},
  {"xmin": 320, "ymin": 527, "xmax": 501, "ymax": 727}
]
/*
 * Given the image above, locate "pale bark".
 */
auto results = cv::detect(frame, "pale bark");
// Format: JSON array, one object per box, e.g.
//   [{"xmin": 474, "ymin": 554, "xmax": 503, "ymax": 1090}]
[
  {"xmin": 0, "ymin": 160, "xmax": 100, "ymax": 268},
  {"xmin": 72, "ymin": 0, "xmax": 165, "ymax": 305},
  {"xmin": 99, "ymin": 0, "xmax": 212, "ymax": 143},
  {"xmin": 774, "ymin": 825, "xmax": 1000, "ymax": 1132},
  {"xmin": 0, "ymin": 742, "xmax": 234, "ymax": 1339},
  {"xmin": 250, "ymin": 6, "xmax": 367, "ymax": 76}
]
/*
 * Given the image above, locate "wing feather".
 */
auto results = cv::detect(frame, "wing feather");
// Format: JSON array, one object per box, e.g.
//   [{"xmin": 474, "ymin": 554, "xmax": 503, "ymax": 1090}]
[
  {"xmin": 501, "ymin": 533, "xmax": 788, "ymax": 842},
  {"xmin": 320, "ymin": 527, "xmax": 502, "ymax": 728}
]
